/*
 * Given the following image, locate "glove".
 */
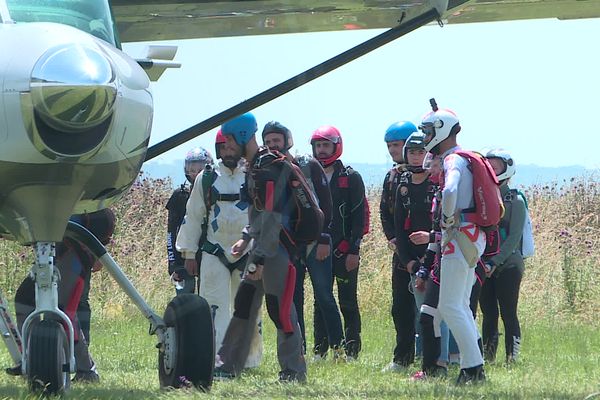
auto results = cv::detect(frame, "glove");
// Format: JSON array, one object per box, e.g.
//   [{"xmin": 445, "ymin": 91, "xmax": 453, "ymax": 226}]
[
  {"xmin": 441, "ymin": 214, "xmax": 455, "ymax": 230},
  {"xmin": 416, "ymin": 266, "xmax": 429, "ymax": 280}
]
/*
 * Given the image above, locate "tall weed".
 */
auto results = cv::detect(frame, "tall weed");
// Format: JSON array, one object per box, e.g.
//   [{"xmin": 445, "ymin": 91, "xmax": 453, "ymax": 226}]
[{"xmin": 0, "ymin": 173, "xmax": 598, "ymax": 322}]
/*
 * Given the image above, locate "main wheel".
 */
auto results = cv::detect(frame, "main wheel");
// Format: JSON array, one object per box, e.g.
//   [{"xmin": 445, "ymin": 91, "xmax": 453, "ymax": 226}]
[
  {"xmin": 158, "ymin": 294, "xmax": 214, "ymax": 390},
  {"xmin": 27, "ymin": 320, "xmax": 70, "ymax": 394}
]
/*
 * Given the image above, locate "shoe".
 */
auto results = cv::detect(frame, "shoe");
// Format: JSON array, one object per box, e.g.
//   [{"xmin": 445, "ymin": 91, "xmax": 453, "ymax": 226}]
[
  {"xmin": 5, "ymin": 364, "xmax": 22, "ymax": 376},
  {"xmin": 278, "ymin": 369, "xmax": 306, "ymax": 383},
  {"xmin": 213, "ymin": 367, "xmax": 235, "ymax": 381},
  {"xmin": 72, "ymin": 370, "xmax": 100, "ymax": 383},
  {"xmin": 456, "ymin": 365, "xmax": 486, "ymax": 385},
  {"xmin": 411, "ymin": 371, "xmax": 428, "ymax": 381},
  {"xmin": 311, "ymin": 353, "xmax": 326, "ymax": 362},
  {"xmin": 381, "ymin": 362, "xmax": 404, "ymax": 373}
]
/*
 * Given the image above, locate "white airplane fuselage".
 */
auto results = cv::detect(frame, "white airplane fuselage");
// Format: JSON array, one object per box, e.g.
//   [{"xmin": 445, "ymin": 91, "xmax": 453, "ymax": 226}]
[{"xmin": 0, "ymin": 21, "xmax": 153, "ymax": 244}]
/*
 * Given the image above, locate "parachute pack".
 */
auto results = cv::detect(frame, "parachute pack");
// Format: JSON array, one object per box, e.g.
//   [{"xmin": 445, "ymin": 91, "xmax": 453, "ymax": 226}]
[
  {"xmin": 505, "ymin": 189, "xmax": 535, "ymax": 259},
  {"xmin": 249, "ymin": 147, "xmax": 324, "ymax": 244},
  {"xmin": 449, "ymin": 150, "xmax": 504, "ymax": 231}
]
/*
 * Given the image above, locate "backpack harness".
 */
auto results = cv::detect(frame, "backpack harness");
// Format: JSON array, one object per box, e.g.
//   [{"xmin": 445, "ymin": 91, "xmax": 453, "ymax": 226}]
[
  {"xmin": 397, "ymin": 170, "xmax": 436, "ymax": 232},
  {"xmin": 333, "ymin": 165, "xmax": 370, "ymax": 258},
  {"xmin": 198, "ymin": 164, "xmax": 248, "ymax": 272}
]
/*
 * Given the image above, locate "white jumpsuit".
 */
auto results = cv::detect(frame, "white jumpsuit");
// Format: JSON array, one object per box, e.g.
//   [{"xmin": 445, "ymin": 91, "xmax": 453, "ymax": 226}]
[
  {"xmin": 438, "ymin": 146, "xmax": 486, "ymax": 369},
  {"xmin": 176, "ymin": 161, "xmax": 262, "ymax": 367}
]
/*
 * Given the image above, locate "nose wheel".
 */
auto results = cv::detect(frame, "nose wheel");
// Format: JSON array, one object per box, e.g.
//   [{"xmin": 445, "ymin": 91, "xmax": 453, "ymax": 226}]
[
  {"xmin": 27, "ymin": 320, "xmax": 70, "ymax": 395},
  {"xmin": 158, "ymin": 294, "xmax": 215, "ymax": 390}
]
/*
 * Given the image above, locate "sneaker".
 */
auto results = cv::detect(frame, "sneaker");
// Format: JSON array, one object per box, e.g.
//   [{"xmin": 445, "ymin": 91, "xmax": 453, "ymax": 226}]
[
  {"xmin": 311, "ymin": 353, "xmax": 326, "ymax": 362},
  {"xmin": 213, "ymin": 367, "xmax": 235, "ymax": 381},
  {"xmin": 72, "ymin": 370, "xmax": 100, "ymax": 383},
  {"xmin": 5, "ymin": 364, "xmax": 22, "ymax": 376},
  {"xmin": 456, "ymin": 365, "xmax": 486, "ymax": 385},
  {"xmin": 278, "ymin": 369, "xmax": 306, "ymax": 383},
  {"xmin": 381, "ymin": 361, "xmax": 404, "ymax": 373},
  {"xmin": 411, "ymin": 371, "xmax": 428, "ymax": 381}
]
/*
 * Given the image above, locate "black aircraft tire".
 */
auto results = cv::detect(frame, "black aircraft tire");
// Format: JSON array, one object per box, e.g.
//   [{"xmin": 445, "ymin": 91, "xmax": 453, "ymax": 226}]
[
  {"xmin": 158, "ymin": 294, "xmax": 215, "ymax": 390},
  {"xmin": 27, "ymin": 320, "xmax": 69, "ymax": 394}
]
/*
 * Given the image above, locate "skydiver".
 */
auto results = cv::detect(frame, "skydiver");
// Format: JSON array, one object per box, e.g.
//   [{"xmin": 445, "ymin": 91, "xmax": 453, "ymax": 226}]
[
  {"xmin": 480, "ymin": 149, "xmax": 526, "ymax": 364},
  {"xmin": 419, "ymin": 105, "xmax": 487, "ymax": 384},
  {"xmin": 310, "ymin": 126, "xmax": 367, "ymax": 361},
  {"xmin": 176, "ymin": 131, "xmax": 262, "ymax": 369},
  {"xmin": 166, "ymin": 147, "xmax": 212, "ymax": 294},
  {"xmin": 214, "ymin": 113, "xmax": 307, "ymax": 382},
  {"xmin": 260, "ymin": 121, "xmax": 344, "ymax": 358}
]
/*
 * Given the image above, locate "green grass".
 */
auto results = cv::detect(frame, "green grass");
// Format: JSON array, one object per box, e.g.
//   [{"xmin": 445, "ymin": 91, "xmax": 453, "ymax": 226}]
[{"xmin": 0, "ymin": 312, "xmax": 598, "ymax": 399}]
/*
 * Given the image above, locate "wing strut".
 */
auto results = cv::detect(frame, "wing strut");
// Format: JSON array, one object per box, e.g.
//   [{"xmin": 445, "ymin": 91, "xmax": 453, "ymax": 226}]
[{"xmin": 145, "ymin": 7, "xmax": 442, "ymax": 161}]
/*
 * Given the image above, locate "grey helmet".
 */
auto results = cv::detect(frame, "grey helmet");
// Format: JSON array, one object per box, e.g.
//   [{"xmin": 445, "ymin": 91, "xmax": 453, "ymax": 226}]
[{"xmin": 486, "ymin": 148, "xmax": 516, "ymax": 181}]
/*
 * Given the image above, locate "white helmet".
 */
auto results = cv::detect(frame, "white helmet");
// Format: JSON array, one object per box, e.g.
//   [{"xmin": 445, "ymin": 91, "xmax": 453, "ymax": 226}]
[
  {"xmin": 486, "ymin": 148, "xmax": 516, "ymax": 181},
  {"xmin": 419, "ymin": 107, "xmax": 461, "ymax": 153}
]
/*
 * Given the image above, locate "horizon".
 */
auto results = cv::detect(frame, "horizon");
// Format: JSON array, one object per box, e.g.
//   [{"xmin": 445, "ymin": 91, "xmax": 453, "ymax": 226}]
[
  {"xmin": 124, "ymin": 17, "xmax": 600, "ymax": 171},
  {"xmin": 141, "ymin": 157, "xmax": 596, "ymax": 190}
]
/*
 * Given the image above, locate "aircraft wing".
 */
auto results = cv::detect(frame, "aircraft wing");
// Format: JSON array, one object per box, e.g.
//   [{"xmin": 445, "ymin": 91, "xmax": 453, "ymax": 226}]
[{"xmin": 112, "ymin": 0, "xmax": 600, "ymax": 43}]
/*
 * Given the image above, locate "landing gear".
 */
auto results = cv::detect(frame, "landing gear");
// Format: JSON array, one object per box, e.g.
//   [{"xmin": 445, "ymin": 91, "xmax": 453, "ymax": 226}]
[
  {"xmin": 27, "ymin": 320, "xmax": 70, "ymax": 394},
  {"xmin": 5, "ymin": 223, "xmax": 216, "ymax": 395},
  {"xmin": 159, "ymin": 294, "xmax": 214, "ymax": 390},
  {"xmin": 20, "ymin": 242, "xmax": 75, "ymax": 395}
]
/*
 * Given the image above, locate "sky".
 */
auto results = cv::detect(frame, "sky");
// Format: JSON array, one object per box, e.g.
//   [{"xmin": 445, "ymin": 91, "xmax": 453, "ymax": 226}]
[{"xmin": 123, "ymin": 17, "xmax": 600, "ymax": 170}]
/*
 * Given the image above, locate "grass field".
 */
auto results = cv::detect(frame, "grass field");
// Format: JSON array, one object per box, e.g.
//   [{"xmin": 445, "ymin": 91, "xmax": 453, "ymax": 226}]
[
  {"xmin": 0, "ymin": 314, "xmax": 598, "ymax": 399},
  {"xmin": 0, "ymin": 174, "xmax": 598, "ymax": 399}
]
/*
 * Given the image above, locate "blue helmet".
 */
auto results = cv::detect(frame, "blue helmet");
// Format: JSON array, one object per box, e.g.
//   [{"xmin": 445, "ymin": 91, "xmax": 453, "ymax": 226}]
[
  {"xmin": 384, "ymin": 121, "xmax": 417, "ymax": 143},
  {"xmin": 221, "ymin": 112, "xmax": 258, "ymax": 147}
]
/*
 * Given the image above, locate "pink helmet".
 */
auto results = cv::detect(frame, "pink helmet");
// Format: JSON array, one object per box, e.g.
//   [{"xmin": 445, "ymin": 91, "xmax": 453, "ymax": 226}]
[
  {"xmin": 214, "ymin": 129, "xmax": 227, "ymax": 159},
  {"xmin": 310, "ymin": 125, "xmax": 343, "ymax": 167}
]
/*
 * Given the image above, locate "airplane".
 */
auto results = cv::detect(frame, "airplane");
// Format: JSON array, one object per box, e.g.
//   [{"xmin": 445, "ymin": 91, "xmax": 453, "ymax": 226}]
[{"xmin": 0, "ymin": 0, "xmax": 597, "ymax": 395}]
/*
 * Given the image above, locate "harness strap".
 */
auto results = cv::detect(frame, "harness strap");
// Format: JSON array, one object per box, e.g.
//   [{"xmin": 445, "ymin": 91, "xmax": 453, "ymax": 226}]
[
  {"xmin": 201, "ymin": 241, "xmax": 248, "ymax": 272},
  {"xmin": 441, "ymin": 223, "xmax": 481, "ymax": 267},
  {"xmin": 333, "ymin": 239, "xmax": 350, "ymax": 258},
  {"xmin": 214, "ymin": 193, "xmax": 241, "ymax": 202}
]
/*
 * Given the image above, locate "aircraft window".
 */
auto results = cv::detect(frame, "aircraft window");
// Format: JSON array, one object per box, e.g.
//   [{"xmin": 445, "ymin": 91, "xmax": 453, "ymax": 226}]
[{"xmin": 6, "ymin": 0, "xmax": 117, "ymax": 47}]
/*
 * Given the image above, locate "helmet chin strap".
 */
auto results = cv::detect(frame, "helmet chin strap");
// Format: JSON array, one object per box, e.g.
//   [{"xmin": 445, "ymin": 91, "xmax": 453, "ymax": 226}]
[{"xmin": 317, "ymin": 156, "xmax": 335, "ymax": 168}]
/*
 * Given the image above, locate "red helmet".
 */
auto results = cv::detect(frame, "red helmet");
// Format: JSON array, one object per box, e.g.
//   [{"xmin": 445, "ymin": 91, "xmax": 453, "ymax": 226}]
[
  {"xmin": 310, "ymin": 125, "xmax": 343, "ymax": 167},
  {"xmin": 215, "ymin": 129, "xmax": 226, "ymax": 159}
]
